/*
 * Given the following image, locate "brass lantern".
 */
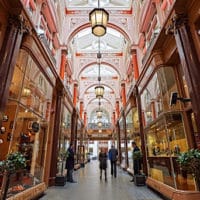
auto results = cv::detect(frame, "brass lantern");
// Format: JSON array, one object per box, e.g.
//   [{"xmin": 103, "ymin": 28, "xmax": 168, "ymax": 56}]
[
  {"xmin": 95, "ymin": 85, "xmax": 104, "ymax": 99},
  {"xmin": 97, "ymin": 121, "xmax": 102, "ymax": 127},
  {"xmin": 96, "ymin": 110, "xmax": 102, "ymax": 118},
  {"xmin": 89, "ymin": 8, "xmax": 109, "ymax": 37}
]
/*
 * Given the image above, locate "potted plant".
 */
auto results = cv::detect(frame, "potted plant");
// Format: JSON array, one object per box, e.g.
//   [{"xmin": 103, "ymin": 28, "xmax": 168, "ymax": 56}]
[
  {"xmin": 176, "ymin": 148, "xmax": 200, "ymax": 191},
  {"xmin": 0, "ymin": 152, "xmax": 26, "ymax": 200},
  {"xmin": 55, "ymin": 148, "xmax": 68, "ymax": 186}
]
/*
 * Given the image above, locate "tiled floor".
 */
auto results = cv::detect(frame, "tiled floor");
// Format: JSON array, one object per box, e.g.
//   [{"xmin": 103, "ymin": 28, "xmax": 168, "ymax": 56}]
[{"xmin": 39, "ymin": 161, "xmax": 164, "ymax": 200}]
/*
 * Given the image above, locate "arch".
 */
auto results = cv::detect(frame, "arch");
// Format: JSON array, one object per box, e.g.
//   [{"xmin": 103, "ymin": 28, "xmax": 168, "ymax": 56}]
[
  {"xmin": 89, "ymin": 107, "xmax": 111, "ymax": 123},
  {"xmin": 78, "ymin": 61, "xmax": 121, "ymax": 80},
  {"xmin": 85, "ymin": 96, "xmax": 113, "ymax": 110},
  {"xmin": 80, "ymin": 82, "xmax": 118, "ymax": 99},
  {"xmin": 66, "ymin": 22, "xmax": 134, "ymax": 49}
]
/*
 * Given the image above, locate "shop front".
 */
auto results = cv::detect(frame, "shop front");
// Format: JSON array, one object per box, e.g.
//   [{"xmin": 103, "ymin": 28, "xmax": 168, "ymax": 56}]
[
  {"xmin": 125, "ymin": 105, "xmax": 141, "ymax": 174},
  {"xmin": 139, "ymin": 66, "xmax": 198, "ymax": 198},
  {"xmin": 55, "ymin": 99, "xmax": 72, "ymax": 186},
  {"xmin": 0, "ymin": 47, "xmax": 56, "ymax": 199}
]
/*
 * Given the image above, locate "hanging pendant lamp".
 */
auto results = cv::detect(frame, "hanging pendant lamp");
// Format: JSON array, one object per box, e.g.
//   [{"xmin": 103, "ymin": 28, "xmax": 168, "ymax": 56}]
[{"xmin": 89, "ymin": 0, "xmax": 109, "ymax": 37}]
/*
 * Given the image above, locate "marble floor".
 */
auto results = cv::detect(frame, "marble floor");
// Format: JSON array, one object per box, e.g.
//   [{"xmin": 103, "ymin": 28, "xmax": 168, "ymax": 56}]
[{"xmin": 39, "ymin": 161, "xmax": 164, "ymax": 200}]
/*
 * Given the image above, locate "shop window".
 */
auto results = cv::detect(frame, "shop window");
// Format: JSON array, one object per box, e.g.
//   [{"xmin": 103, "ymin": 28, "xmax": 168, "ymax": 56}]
[
  {"xmin": 126, "ymin": 107, "xmax": 141, "ymax": 171},
  {"xmin": 0, "ymin": 49, "xmax": 54, "ymax": 197},
  {"xmin": 177, "ymin": 63, "xmax": 190, "ymax": 100},
  {"xmin": 145, "ymin": 112, "xmax": 195, "ymax": 190},
  {"xmin": 9, "ymin": 50, "xmax": 28, "ymax": 100},
  {"xmin": 141, "ymin": 66, "xmax": 181, "ymax": 125},
  {"xmin": 57, "ymin": 105, "xmax": 71, "ymax": 176}
]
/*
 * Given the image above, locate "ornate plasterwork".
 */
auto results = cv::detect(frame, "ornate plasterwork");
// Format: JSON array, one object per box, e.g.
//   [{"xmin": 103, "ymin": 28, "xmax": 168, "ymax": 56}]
[{"xmin": 70, "ymin": 17, "xmax": 87, "ymax": 30}]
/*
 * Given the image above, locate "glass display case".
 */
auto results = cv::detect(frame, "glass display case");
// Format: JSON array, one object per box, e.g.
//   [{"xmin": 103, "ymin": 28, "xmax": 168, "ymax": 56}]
[{"xmin": 145, "ymin": 112, "xmax": 195, "ymax": 190}]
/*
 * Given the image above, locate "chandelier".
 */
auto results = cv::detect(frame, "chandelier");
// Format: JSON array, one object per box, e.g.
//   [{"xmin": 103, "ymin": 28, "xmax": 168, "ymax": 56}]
[{"xmin": 89, "ymin": 0, "xmax": 109, "ymax": 37}]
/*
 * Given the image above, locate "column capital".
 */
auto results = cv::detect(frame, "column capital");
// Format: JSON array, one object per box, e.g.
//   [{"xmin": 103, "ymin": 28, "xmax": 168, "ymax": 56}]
[
  {"xmin": 9, "ymin": 15, "xmax": 31, "ymax": 34},
  {"xmin": 130, "ymin": 48, "xmax": 137, "ymax": 55},
  {"xmin": 166, "ymin": 14, "xmax": 188, "ymax": 35},
  {"xmin": 61, "ymin": 49, "xmax": 68, "ymax": 55}
]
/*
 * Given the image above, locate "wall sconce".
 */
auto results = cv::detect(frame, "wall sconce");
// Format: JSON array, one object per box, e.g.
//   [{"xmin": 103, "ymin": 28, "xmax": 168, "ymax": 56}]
[
  {"xmin": 2, "ymin": 115, "xmax": 8, "ymax": 122},
  {"xmin": 170, "ymin": 92, "xmax": 191, "ymax": 106},
  {"xmin": 1, "ymin": 127, "xmax": 6, "ymax": 133},
  {"xmin": 146, "ymin": 111, "xmax": 152, "ymax": 118},
  {"xmin": 22, "ymin": 87, "xmax": 31, "ymax": 97}
]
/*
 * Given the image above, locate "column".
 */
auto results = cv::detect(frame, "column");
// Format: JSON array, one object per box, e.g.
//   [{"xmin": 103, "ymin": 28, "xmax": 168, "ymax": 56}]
[
  {"xmin": 121, "ymin": 83, "xmax": 126, "ymax": 107},
  {"xmin": 73, "ymin": 83, "xmax": 78, "ymax": 107},
  {"xmin": 151, "ymin": 101, "xmax": 156, "ymax": 120},
  {"xmin": 131, "ymin": 49, "xmax": 139, "ymax": 81},
  {"xmin": 116, "ymin": 121, "xmax": 122, "ymax": 164},
  {"xmin": 84, "ymin": 112, "xmax": 87, "ymax": 127},
  {"xmin": 71, "ymin": 108, "xmax": 77, "ymax": 146},
  {"xmin": 167, "ymin": 15, "xmax": 200, "ymax": 146},
  {"xmin": 112, "ymin": 112, "xmax": 116, "ymax": 125},
  {"xmin": 80, "ymin": 101, "xmax": 83, "ymax": 119},
  {"xmin": 136, "ymin": 86, "xmax": 148, "ymax": 175},
  {"xmin": 49, "ymin": 88, "xmax": 62, "ymax": 186},
  {"xmin": 122, "ymin": 111, "xmax": 129, "ymax": 168},
  {"xmin": 0, "ymin": 16, "xmax": 26, "ymax": 112},
  {"xmin": 116, "ymin": 101, "xmax": 120, "ymax": 119},
  {"xmin": 59, "ymin": 50, "xmax": 67, "ymax": 80}
]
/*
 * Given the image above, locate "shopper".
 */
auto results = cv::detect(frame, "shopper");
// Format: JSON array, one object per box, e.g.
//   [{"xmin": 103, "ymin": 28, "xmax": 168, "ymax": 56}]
[
  {"xmin": 108, "ymin": 145, "xmax": 118, "ymax": 177},
  {"xmin": 99, "ymin": 148, "xmax": 108, "ymax": 181},
  {"xmin": 130, "ymin": 141, "xmax": 142, "ymax": 182},
  {"xmin": 65, "ymin": 143, "xmax": 76, "ymax": 183}
]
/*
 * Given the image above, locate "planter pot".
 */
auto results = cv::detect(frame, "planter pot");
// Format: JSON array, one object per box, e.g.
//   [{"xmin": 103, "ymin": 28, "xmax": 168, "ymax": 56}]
[{"xmin": 55, "ymin": 176, "xmax": 66, "ymax": 186}]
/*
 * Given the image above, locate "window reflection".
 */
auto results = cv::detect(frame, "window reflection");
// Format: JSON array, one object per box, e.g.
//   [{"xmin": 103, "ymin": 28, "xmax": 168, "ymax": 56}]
[{"xmin": 141, "ymin": 67, "xmax": 181, "ymax": 125}]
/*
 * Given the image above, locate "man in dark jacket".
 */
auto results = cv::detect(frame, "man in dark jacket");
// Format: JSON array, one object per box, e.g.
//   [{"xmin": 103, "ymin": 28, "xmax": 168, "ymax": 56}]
[
  {"xmin": 65, "ymin": 143, "xmax": 76, "ymax": 183},
  {"xmin": 108, "ymin": 145, "xmax": 118, "ymax": 177},
  {"xmin": 130, "ymin": 141, "xmax": 142, "ymax": 182}
]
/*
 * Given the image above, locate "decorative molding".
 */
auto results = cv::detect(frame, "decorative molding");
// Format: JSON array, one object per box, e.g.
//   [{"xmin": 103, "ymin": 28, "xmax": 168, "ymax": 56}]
[{"xmin": 165, "ymin": 14, "xmax": 188, "ymax": 35}]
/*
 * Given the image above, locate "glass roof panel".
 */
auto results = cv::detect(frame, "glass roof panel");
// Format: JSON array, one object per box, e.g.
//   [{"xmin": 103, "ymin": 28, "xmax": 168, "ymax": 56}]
[
  {"xmin": 72, "ymin": 27, "xmax": 125, "ymax": 53},
  {"xmin": 66, "ymin": 0, "xmax": 132, "ymax": 10},
  {"xmin": 81, "ymin": 64, "xmax": 118, "ymax": 78}
]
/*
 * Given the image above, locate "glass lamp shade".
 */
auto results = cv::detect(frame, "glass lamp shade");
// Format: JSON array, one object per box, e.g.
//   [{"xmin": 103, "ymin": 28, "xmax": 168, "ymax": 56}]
[
  {"xmin": 95, "ymin": 85, "xmax": 104, "ymax": 98},
  {"xmin": 96, "ymin": 110, "xmax": 102, "ymax": 118},
  {"xmin": 97, "ymin": 121, "xmax": 102, "ymax": 127},
  {"xmin": 89, "ymin": 8, "xmax": 109, "ymax": 37}
]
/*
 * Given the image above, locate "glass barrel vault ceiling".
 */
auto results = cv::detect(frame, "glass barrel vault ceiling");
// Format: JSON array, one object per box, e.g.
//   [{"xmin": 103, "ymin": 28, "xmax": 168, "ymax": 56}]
[
  {"xmin": 71, "ymin": 27, "xmax": 126, "ymax": 53},
  {"xmin": 66, "ymin": 0, "xmax": 132, "ymax": 10}
]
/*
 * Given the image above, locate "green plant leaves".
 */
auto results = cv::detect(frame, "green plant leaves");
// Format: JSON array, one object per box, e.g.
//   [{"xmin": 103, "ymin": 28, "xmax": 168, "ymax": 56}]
[{"xmin": 0, "ymin": 152, "xmax": 26, "ymax": 173}]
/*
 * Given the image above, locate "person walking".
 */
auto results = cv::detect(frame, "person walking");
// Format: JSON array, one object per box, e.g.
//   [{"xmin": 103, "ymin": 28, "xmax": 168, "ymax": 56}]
[
  {"xmin": 65, "ymin": 143, "xmax": 76, "ymax": 183},
  {"xmin": 99, "ymin": 148, "xmax": 108, "ymax": 181},
  {"xmin": 130, "ymin": 141, "xmax": 142, "ymax": 182},
  {"xmin": 108, "ymin": 145, "xmax": 118, "ymax": 177}
]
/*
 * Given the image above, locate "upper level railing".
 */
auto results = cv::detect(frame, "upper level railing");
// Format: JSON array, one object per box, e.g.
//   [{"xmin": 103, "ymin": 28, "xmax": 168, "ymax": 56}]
[
  {"xmin": 87, "ymin": 123, "xmax": 112, "ymax": 130},
  {"xmin": 38, "ymin": 34, "xmax": 56, "ymax": 66}
]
